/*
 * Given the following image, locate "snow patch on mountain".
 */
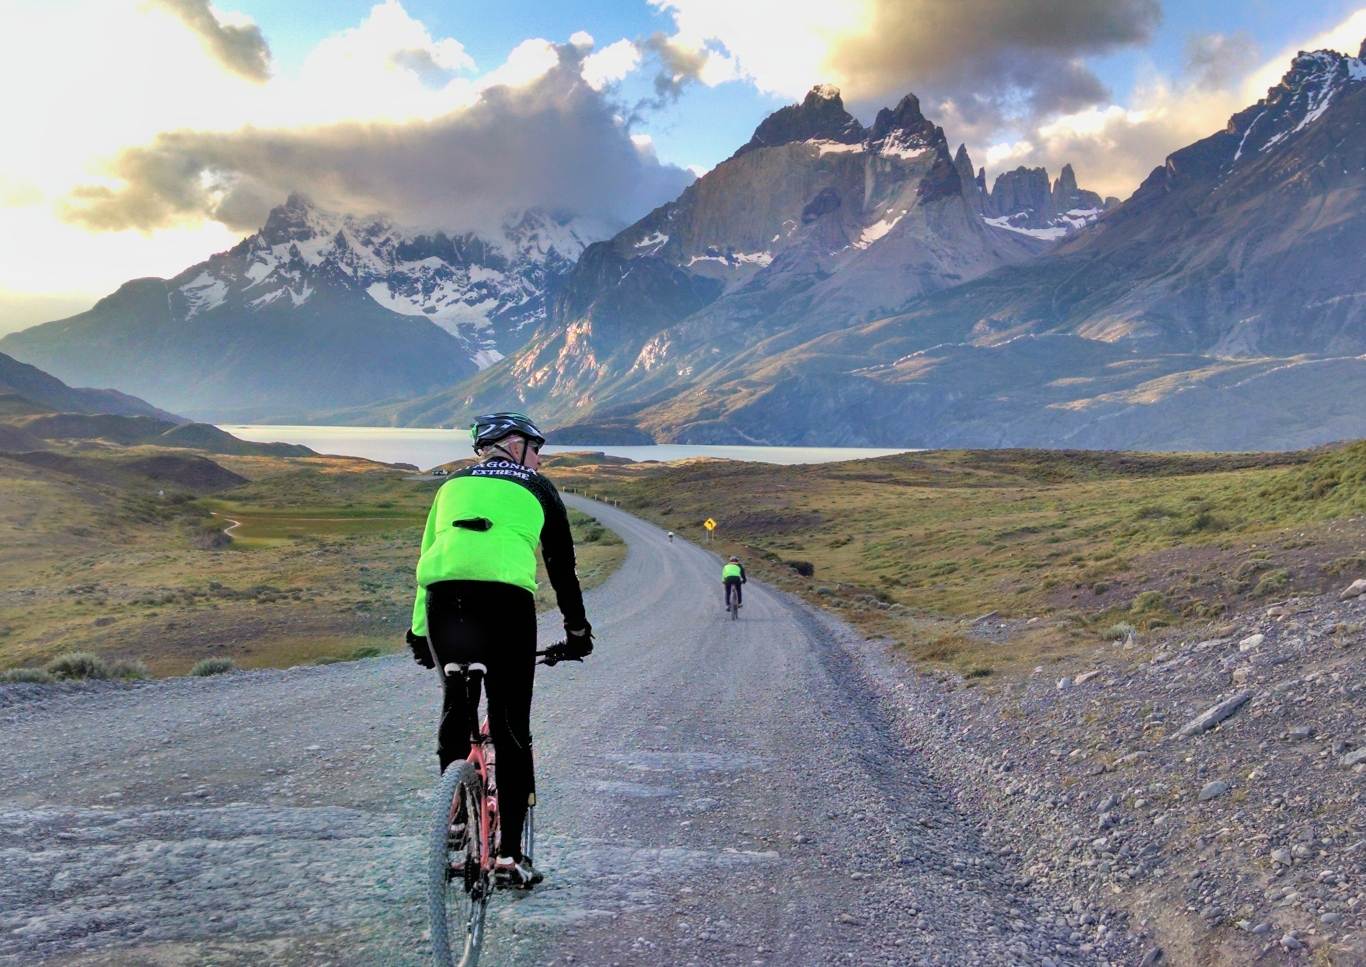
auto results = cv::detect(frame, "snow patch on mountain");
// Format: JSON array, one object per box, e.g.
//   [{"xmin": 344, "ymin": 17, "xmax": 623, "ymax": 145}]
[
  {"xmin": 983, "ymin": 216, "xmax": 1069, "ymax": 241},
  {"xmin": 856, "ymin": 210, "xmax": 907, "ymax": 248},
  {"xmin": 1226, "ymin": 47, "xmax": 1366, "ymax": 171},
  {"xmin": 179, "ymin": 272, "xmax": 229, "ymax": 317},
  {"xmin": 812, "ymin": 140, "xmax": 864, "ymax": 156}
]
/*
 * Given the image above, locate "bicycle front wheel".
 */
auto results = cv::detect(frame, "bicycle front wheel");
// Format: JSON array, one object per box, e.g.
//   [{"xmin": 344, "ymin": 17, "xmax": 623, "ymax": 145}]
[{"xmin": 428, "ymin": 762, "xmax": 489, "ymax": 967}]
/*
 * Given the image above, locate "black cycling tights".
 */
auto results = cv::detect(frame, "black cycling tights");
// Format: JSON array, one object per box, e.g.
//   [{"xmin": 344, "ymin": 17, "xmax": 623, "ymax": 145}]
[
  {"xmin": 426, "ymin": 580, "xmax": 537, "ymax": 859},
  {"xmin": 724, "ymin": 576, "xmax": 743, "ymax": 606}
]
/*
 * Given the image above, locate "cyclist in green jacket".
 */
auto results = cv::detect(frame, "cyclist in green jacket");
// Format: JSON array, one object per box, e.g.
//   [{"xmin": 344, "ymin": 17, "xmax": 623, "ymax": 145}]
[
  {"xmin": 722, "ymin": 555, "xmax": 746, "ymax": 610},
  {"xmin": 405, "ymin": 411, "xmax": 592, "ymax": 888}
]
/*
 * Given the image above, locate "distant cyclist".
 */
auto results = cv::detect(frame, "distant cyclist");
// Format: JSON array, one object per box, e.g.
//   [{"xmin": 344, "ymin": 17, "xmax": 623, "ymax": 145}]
[
  {"xmin": 722, "ymin": 555, "xmax": 746, "ymax": 610},
  {"xmin": 667, "ymin": 531, "xmax": 675, "ymax": 543},
  {"xmin": 405, "ymin": 411, "xmax": 593, "ymax": 888}
]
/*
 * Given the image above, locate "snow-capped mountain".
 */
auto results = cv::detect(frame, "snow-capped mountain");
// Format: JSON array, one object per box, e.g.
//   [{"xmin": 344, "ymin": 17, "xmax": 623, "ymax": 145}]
[
  {"xmin": 209, "ymin": 195, "xmax": 607, "ymax": 367},
  {"xmin": 1, "ymin": 197, "xmax": 613, "ymax": 420},
  {"xmin": 397, "ymin": 41, "xmax": 1366, "ymax": 451},
  {"xmin": 398, "ymin": 85, "xmax": 1076, "ymax": 425}
]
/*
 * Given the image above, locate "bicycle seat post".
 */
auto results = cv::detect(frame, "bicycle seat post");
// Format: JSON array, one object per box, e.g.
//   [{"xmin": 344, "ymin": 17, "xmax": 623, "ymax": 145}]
[{"xmin": 444, "ymin": 662, "xmax": 488, "ymax": 745}]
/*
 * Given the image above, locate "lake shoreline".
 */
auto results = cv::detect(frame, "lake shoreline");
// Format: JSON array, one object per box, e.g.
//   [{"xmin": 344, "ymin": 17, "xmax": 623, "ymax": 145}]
[{"xmin": 220, "ymin": 424, "xmax": 914, "ymax": 468}]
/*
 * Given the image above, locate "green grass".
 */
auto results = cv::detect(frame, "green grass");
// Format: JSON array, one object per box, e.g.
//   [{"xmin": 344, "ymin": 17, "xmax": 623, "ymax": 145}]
[
  {"xmin": 2, "ymin": 449, "xmax": 626, "ymax": 677},
  {"xmin": 552, "ymin": 442, "xmax": 1366, "ymax": 677}
]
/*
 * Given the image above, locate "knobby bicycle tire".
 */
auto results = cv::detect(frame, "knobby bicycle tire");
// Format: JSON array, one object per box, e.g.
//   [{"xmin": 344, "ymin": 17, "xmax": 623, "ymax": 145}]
[{"xmin": 428, "ymin": 762, "xmax": 489, "ymax": 967}]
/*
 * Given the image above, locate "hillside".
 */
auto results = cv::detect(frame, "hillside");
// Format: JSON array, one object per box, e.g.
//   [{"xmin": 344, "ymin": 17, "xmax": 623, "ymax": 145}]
[
  {"xmin": 0, "ymin": 412, "xmax": 315, "ymax": 458},
  {"xmin": 0, "ymin": 351, "xmax": 178, "ymax": 420}
]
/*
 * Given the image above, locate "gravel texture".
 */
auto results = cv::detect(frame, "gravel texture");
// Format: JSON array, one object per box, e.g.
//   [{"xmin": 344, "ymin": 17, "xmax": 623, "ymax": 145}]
[
  {"xmin": 856, "ymin": 588, "xmax": 1366, "ymax": 964},
  {"xmin": 0, "ymin": 498, "xmax": 1154, "ymax": 965}
]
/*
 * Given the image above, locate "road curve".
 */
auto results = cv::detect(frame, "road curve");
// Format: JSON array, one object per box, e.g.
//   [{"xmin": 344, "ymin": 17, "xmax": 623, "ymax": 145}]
[{"xmin": 0, "ymin": 497, "xmax": 1131, "ymax": 966}]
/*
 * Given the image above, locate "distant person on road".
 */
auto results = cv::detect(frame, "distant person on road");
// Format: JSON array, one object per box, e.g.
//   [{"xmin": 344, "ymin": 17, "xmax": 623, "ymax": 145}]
[
  {"xmin": 668, "ymin": 531, "xmax": 674, "ymax": 543},
  {"xmin": 404, "ymin": 411, "xmax": 593, "ymax": 888},
  {"xmin": 723, "ymin": 555, "xmax": 746, "ymax": 610}
]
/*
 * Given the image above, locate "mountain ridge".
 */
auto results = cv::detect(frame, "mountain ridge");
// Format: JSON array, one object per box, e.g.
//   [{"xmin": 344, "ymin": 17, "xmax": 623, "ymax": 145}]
[
  {"xmin": 376, "ymin": 42, "xmax": 1366, "ymax": 450},
  {"xmin": 0, "ymin": 198, "xmax": 615, "ymax": 421},
  {"xmin": 0, "ymin": 351, "xmax": 179, "ymax": 420}
]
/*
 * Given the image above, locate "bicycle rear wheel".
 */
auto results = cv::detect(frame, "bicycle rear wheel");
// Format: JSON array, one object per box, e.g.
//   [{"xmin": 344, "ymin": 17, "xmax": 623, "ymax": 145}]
[
  {"xmin": 428, "ymin": 762, "xmax": 489, "ymax": 967},
  {"xmin": 730, "ymin": 599, "xmax": 739, "ymax": 620}
]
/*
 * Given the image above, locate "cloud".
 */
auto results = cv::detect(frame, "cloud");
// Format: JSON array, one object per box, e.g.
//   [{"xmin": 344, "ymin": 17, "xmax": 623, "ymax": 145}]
[
  {"xmin": 980, "ymin": 8, "xmax": 1366, "ymax": 199},
  {"xmin": 150, "ymin": 0, "xmax": 271, "ymax": 82},
  {"xmin": 582, "ymin": 39, "xmax": 643, "ymax": 91},
  {"xmin": 62, "ymin": 47, "xmax": 692, "ymax": 237},
  {"xmin": 1183, "ymin": 31, "xmax": 1259, "ymax": 90},
  {"xmin": 648, "ymin": 0, "xmax": 1158, "ymax": 125}
]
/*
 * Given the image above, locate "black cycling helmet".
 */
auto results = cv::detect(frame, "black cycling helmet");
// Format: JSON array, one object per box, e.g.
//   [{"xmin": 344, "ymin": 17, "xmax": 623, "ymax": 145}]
[{"xmin": 470, "ymin": 411, "xmax": 546, "ymax": 451}]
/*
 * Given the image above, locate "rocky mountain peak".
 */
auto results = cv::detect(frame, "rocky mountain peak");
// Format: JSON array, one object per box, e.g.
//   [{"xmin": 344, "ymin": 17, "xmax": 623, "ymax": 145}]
[
  {"xmin": 954, "ymin": 144, "xmax": 987, "ymax": 214},
  {"xmin": 733, "ymin": 84, "xmax": 865, "ymax": 157},
  {"xmin": 1159, "ymin": 42, "xmax": 1366, "ymax": 182},
  {"xmin": 871, "ymin": 92, "xmax": 932, "ymax": 140},
  {"xmin": 980, "ymin": 163, "xmax": 1111, "ymax": 240},
  {"xmin": 1053, "ymin": 164, "xmax": 1078, "ymax": 196},
  {"xmin": 260, "ymin": 193, "xmax": 335, "ymax": 245}
]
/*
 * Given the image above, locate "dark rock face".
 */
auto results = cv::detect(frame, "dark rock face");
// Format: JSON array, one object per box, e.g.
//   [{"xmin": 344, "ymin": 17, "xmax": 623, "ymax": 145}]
[
  {"xmin": 733, "ymin": 84, "xmax": 864, "ymax": 158},
  {"xmin": 954, "ymin": 145, "xmax": 986, "ymax": 213},
  {"xmin": 870, "ymin": 93, "xmax": 931, "ymax": 140},
  {"xmin": 980, "ymin": 163, "xmax": 1111, "ymax": 233},
  {"xmin": 801, "ymin": 187, "xmax": 843, "ymax": 223},
  {"xmin": 988, "ymin": 167, "xmax": 1053, "ymax": 219}
]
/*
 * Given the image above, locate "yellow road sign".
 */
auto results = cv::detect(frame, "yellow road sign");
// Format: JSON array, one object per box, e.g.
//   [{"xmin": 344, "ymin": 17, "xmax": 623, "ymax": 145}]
[{"xmin": 703, "ymin": 518, "xmax": 717, "ymax": 531}]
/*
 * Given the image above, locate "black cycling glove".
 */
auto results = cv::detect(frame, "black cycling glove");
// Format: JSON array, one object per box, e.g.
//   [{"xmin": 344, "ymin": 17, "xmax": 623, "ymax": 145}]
[
  {"xmin": 406, "ymin": 628, "xmax": 435, "ymax": 668},
  {"xmin": 563, "ymin": 622, "xmax": 593, "ymax": 660}
]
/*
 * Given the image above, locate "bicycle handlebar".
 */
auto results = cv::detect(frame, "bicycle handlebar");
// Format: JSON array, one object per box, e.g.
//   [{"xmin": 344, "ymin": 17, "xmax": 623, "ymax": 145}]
[{"xmin": 536, "ymin": 640, "xmax": 585, "ymax": 666}]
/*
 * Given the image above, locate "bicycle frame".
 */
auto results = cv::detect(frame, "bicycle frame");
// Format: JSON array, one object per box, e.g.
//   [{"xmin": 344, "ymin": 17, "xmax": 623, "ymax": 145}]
[{"xmin": 454, "ymin": 664, "xmax": 500, "ymax": 876}]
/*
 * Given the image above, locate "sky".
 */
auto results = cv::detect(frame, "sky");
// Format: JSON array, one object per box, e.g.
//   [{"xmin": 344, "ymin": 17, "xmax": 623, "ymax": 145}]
[{"xmin": 1, "ymin": 0, "xmax": 1364, "ymax": 334}]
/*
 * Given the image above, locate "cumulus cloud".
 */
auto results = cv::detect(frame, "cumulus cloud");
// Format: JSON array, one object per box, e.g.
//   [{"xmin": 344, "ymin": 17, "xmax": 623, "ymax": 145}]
[
  {"xmin": 150, "ymin": 0, "xmax": 272, "ymax": 82},
  {"xmin": 581, "ymin": 39, "xmax": 642, "ymax": 91},
  {"xmin": 649, "ymin": 0, "xmax": 1158, "ymax": 126},
  {"xmin": 62, "ymin": 47, "xmax": 692, "ymax": 236},
  {"xmin": 980, "ymin": 9, "xmax": 1366, "ymax": 198}
]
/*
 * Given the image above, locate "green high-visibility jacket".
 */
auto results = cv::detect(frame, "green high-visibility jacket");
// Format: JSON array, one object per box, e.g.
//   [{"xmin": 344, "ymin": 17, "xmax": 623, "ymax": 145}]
[
  {"xmin": 722, "ymin": 562, "xmax": 746, "ymax": 581},
  {"xmin": 409, "ymin": 458, "xmax": 585, "ymax": 636}
]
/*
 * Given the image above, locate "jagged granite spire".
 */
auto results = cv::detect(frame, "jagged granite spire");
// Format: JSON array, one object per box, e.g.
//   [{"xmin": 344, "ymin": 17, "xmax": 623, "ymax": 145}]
[{"xmin": 954, "ymin": 144, "xmax": 986, "ymax": 213}]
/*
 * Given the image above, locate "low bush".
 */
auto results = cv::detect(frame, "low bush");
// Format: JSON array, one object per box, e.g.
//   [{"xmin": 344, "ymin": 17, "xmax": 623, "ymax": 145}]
[
  {"xmin": 1253, "ymin": 568, "xmax": 1290, "ymax": 596},
  {"xmin": 1129, "ymin": 591, "xmax": 1166, "ymax": 613},
  {"xmin": 349, "ymin": 645, "xmax": 383, "ymax": 660},
  {"xmin": 1325, "ymin": 554, "xmax": 1366, "ymax": 576},
  {"xmin": 787, "ymin": 560, "xmax": 816, "ymax": 577},
  {"xmin": 45, "ymin": 652, "xmax": 111, "ymax": 681},
  {"xmin": 190, "ymin": 657, "xmax": 237, "ymax": 677},
  {"xmin": 1102, "ymin": 622, "xmax": 1136, "ymax": 641},
  {"xmin": 107, "ymin": 659, "xmax": 150, "ymax": 680},
  {"xmin": 313, "ymin": 656, "xmax": 342, "ymax": 665},
  {"xmin": 0, "ymin": 668, "xmax": 55, "ymax": 685}
]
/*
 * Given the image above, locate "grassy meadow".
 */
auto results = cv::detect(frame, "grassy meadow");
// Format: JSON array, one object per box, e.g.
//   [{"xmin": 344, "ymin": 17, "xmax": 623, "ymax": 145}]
[
  {"xmin": 551, "ymin": 443, "xmax": 1366, "ymax": 678},
  {"xmin": 0, "ymin": 448, "xmax": 624, "ymax": 677}
]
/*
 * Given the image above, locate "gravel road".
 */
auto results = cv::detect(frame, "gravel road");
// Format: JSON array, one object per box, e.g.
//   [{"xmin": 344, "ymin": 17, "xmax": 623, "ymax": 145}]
[{"xmin": 1, "ymin": 498, "xmax": 1141, "ymax": 966}]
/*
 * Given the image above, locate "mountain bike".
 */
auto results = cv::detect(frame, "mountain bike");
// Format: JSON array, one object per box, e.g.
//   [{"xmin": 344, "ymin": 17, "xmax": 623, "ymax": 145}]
[{"xmin": 426, "ymin": 645, "xmax": 579, "ymax": 967}]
